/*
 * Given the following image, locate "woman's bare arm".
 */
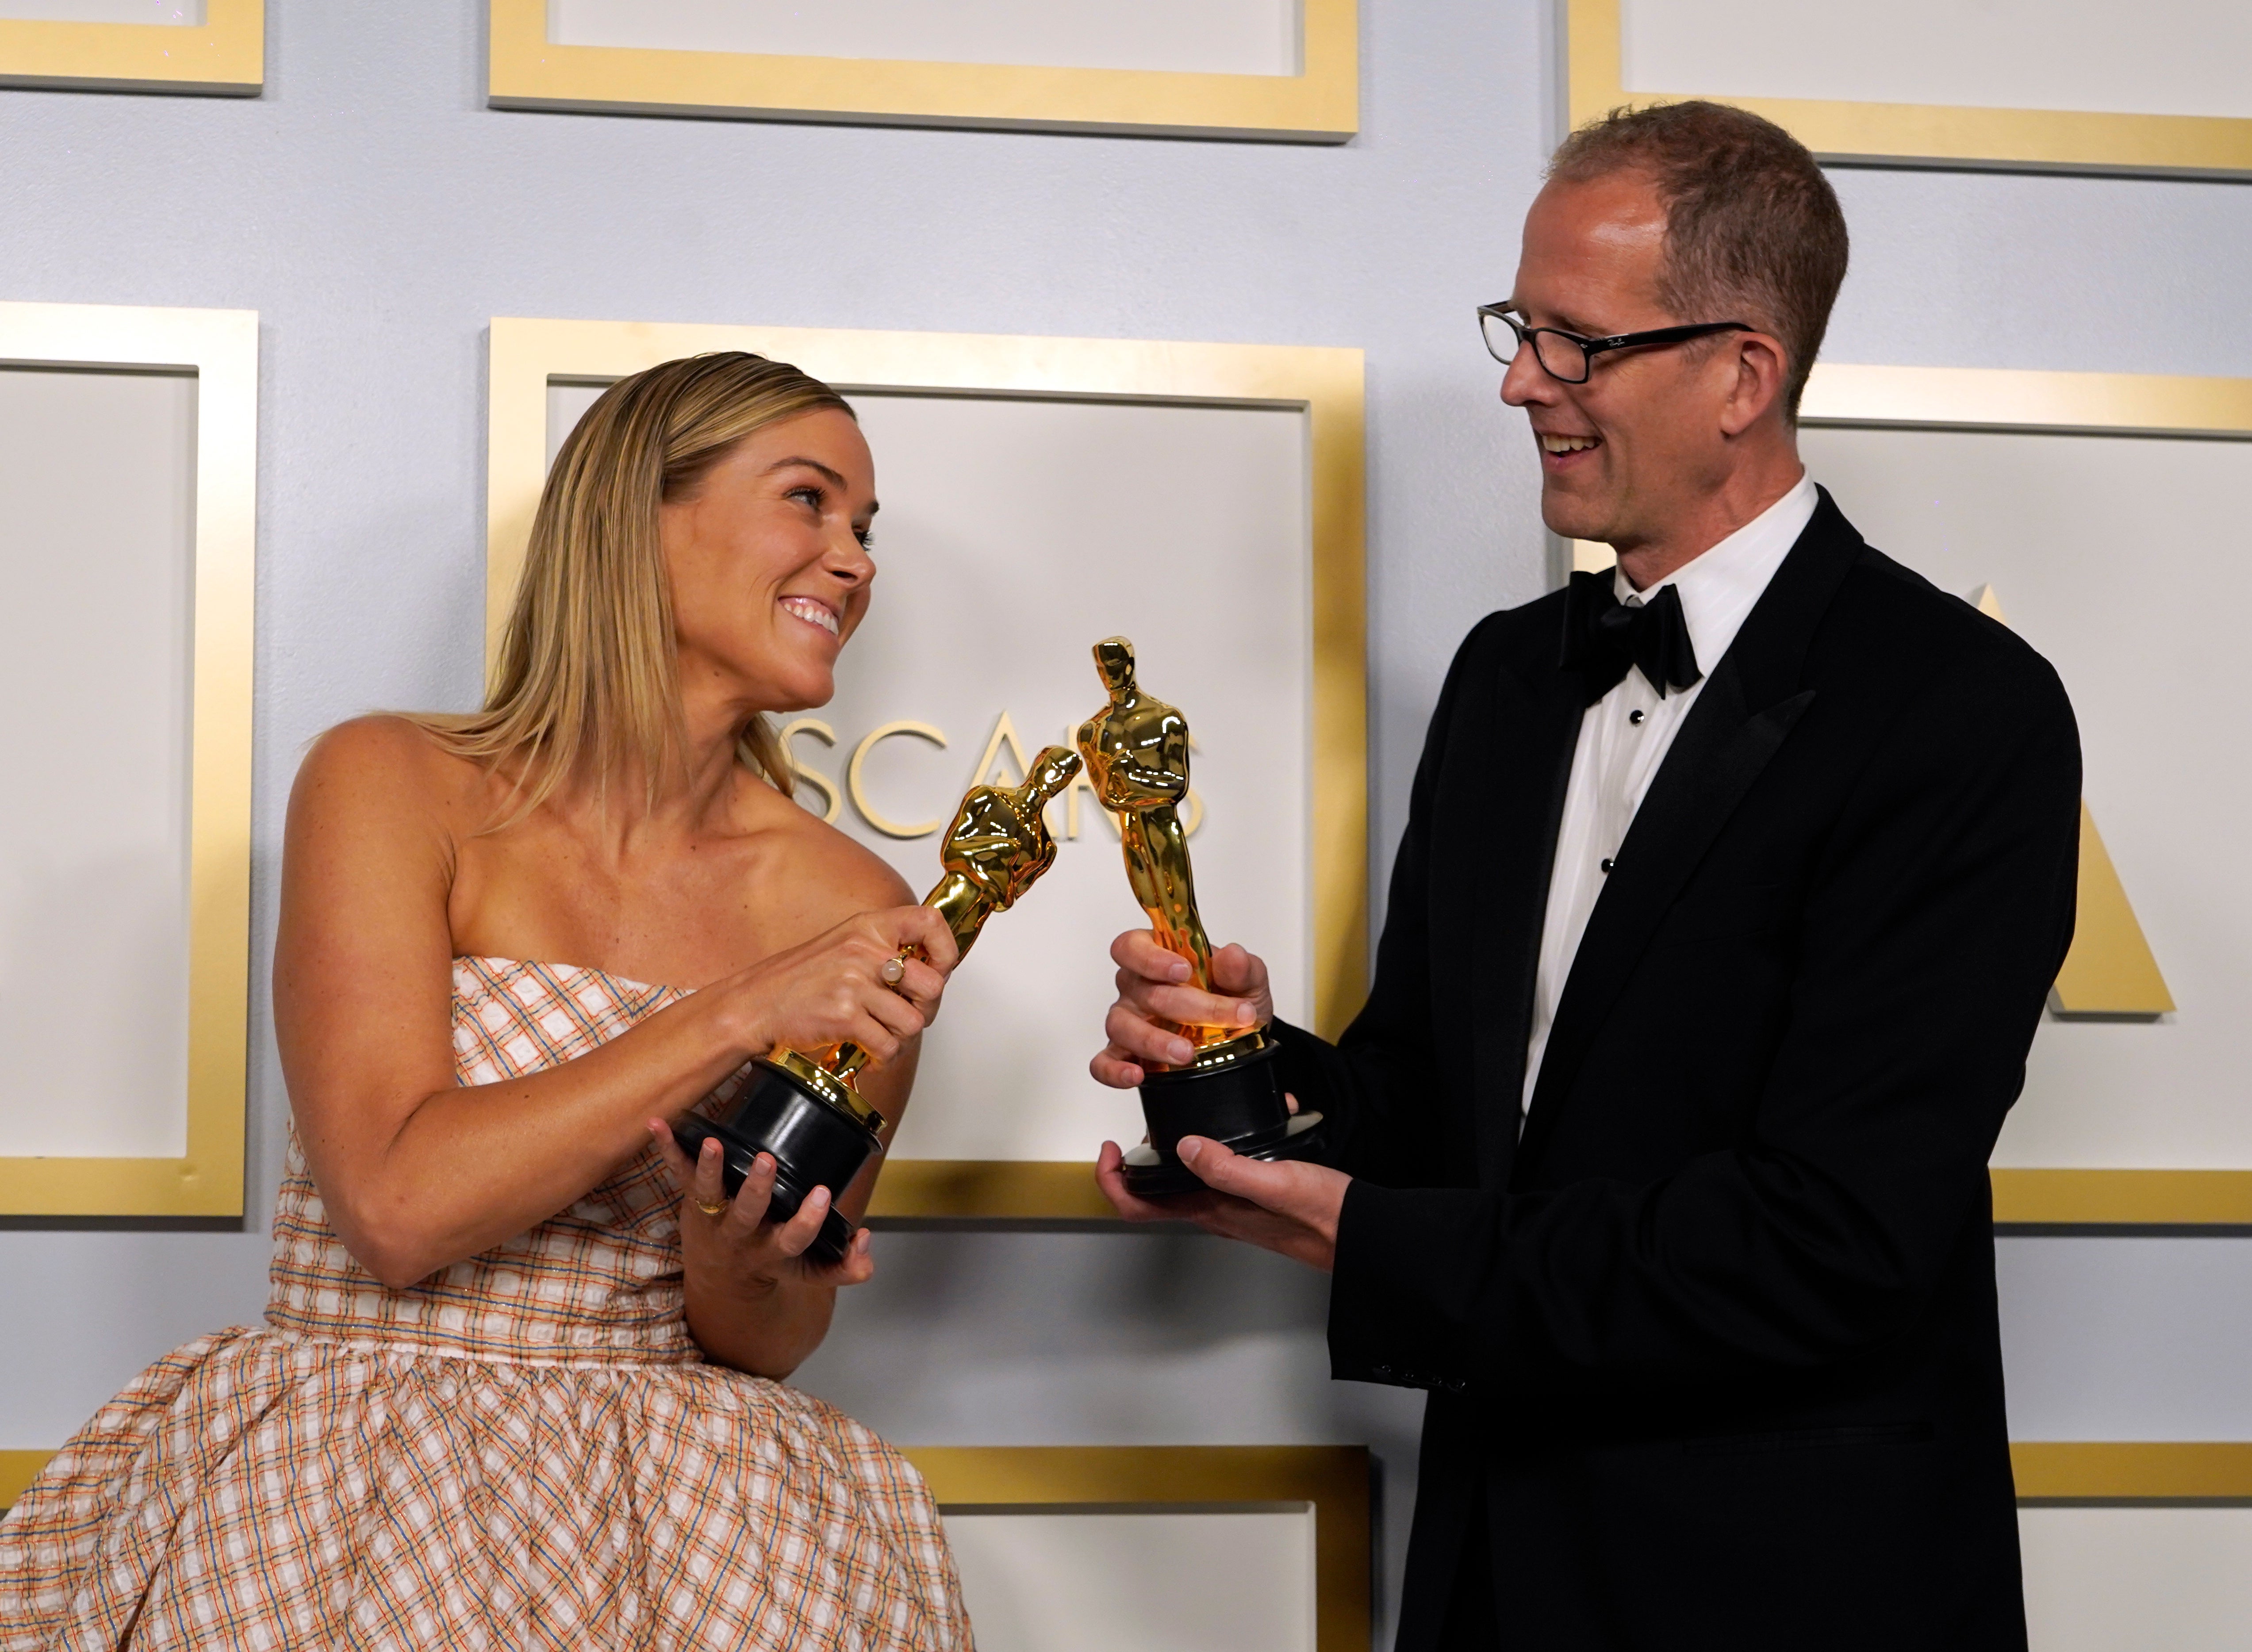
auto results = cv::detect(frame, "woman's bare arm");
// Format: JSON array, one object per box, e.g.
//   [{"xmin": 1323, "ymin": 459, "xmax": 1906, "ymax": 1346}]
[{"xmin": 275, "ymin": 719, "xmax": 955, "ymax": 1289}]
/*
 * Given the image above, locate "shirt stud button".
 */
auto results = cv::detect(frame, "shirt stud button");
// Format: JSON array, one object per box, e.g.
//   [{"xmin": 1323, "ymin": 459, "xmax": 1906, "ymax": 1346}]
[
  {"xmin": 1600, "ymin": 858, "xmax": 1615, "ymax": 874},
  {"xmin": 1628, "ymin": 709, "xmax": 1646, "ymax": 725}
]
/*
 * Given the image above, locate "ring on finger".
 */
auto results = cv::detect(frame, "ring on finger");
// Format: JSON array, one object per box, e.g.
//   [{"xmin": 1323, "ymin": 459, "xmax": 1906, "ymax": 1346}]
[
  {"xmin": 693, "ymin": 1196, "xmax": 729, "ymax": 1218},
  {"xmin": 879, "ymin": 955, "xmax": 907, "ymax": 987}
]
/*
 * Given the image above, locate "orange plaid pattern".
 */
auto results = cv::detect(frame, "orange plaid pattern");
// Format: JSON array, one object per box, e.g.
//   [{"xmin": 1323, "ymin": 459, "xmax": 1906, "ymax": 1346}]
[{"xmin": 0, "ymin": 957, "xmax": 969, "ymax": 1651}]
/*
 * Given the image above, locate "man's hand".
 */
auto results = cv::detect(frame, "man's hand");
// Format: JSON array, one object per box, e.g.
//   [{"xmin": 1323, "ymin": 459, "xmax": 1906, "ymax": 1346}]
[
  {"xmin": 1091, "ymin": 929, "xmax": 1274, "ymax": 1088},
  {"xmin": 1095, "ymin": 1133, "xmax": 1348, "ymax": 1273}
]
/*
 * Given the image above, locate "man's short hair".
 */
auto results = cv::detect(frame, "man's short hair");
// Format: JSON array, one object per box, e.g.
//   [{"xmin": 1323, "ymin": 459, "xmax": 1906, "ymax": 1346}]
[{"xmin": 1549, "ymin": 101, "xmax": 1849, "ymax": 421}]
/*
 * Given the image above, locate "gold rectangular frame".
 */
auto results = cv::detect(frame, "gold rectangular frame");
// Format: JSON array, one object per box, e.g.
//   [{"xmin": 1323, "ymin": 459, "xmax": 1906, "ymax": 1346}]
[
  {"xmin": 0, "ymin": 0, "xmax": 260, "ymax": 95},
  {"xmin": 1580, "ymin": 362, "xmax": 2252, "ymax": 1227},
  {"xmin": 488, "ymin": 0, "xmax": 1356, "ymax": 142},
  {"xmin": 902, "ymin": 1444, "xmax": 1369, "ymax": 1652},
  {"xmin": 1566, "ymin": 0, "xmax": 2252, "ymax": 176},
  {"xmin": 487, "ymin": 317, "xmax": 1366, "ymax": 1222},
  {"xmin": 0, "ymin": 302, "xmax": 257, "ymax": 1216}
]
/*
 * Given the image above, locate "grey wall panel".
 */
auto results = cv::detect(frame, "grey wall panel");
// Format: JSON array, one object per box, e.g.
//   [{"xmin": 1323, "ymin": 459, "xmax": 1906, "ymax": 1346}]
[{"xmin": 2, "ymin": 2, "xmax": 2250, "ymax": 1646}]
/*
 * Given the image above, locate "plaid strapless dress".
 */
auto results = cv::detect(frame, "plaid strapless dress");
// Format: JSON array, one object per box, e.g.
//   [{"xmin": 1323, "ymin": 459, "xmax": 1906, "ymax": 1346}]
[{"xmin": 0, "ymin": 956, "xmax": 968, "ymax": 1651}]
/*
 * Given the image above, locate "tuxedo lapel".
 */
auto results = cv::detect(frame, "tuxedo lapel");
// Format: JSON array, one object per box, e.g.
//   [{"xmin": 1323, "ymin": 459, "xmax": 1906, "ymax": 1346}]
[
  {"xmin": 1515, "ymin": 493, "xmax": 1863, "ymax": 1170},
  {"xmin": 1439, "ymin": 636, "xmax": 1587, "ymax": 1189}
]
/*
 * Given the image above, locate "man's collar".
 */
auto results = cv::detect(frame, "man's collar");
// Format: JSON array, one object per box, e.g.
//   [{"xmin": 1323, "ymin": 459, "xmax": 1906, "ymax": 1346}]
[{"xmin": 1613, "ymin": 474, "xmax": 1819, "ymax": 677}]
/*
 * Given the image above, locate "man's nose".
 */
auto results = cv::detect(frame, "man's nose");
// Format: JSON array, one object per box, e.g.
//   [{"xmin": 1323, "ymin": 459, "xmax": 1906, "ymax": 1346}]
[{"xmin": 1499, "ymin": 340, "xmax": 1550, "ymax": 407}]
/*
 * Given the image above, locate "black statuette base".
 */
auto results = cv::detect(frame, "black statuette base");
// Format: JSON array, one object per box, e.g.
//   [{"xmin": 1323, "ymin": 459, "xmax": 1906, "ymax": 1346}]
[
  {"xmin": 670, "ymin": 1058, "xmax": 879, "ymax": 1266},
  {"xmin": 1122, "ymin": 1038, "xmax": 1327, "ymax": 1198}
]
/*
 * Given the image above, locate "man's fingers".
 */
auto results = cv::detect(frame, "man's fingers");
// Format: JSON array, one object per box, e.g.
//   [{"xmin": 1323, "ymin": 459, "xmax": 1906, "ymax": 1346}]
[
  {"xmin": 1093, "ymin": 1141, "xmax": 1182, "ymax": 1223},
  {"xmin": 1106, "ymin": 1003, "xmax": 1196, "ymax": 1068},
  {"xmin": 1112, "ymin": 928, "xmax": 1192, "ymax": 983},
  {"xmin": 1090, "ymin": 1046, "xmax": 1145, "ymax": 1089},
  {"xmin": 1138, "ymin": 981, "xmax": 1260, "ymax": 1033},
  {"xmin": 1208, "ymin": 942, "xmax": 1268, "ymax": 997}
]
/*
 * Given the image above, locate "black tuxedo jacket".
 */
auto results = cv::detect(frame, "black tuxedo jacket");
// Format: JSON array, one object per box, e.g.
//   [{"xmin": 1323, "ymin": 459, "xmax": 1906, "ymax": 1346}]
[{"xmin": 1273, "ymin": 493, "xmax": 2079, "ymax": 1650}]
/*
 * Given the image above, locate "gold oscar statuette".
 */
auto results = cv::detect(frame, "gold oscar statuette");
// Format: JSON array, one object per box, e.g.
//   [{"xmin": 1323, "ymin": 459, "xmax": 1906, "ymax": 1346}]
[
  {"xmin": 672, "ymin": 747, "xmax": 1082, "ymax": 1258},
  {"xmin": 1076, "ymin": 637, "xmax": 1324, "ymax": 1196}
]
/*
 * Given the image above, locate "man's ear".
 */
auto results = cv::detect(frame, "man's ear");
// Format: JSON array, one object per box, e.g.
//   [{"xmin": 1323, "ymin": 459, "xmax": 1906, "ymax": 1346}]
[{"xmin": 1718, "ymin": 332, "xmax": 1790, "ymax": 438}]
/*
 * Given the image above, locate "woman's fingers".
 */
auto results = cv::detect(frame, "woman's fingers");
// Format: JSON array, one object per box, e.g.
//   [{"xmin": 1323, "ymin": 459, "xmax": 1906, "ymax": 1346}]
[
  {"xmin": 888, "ymin": 906, "xmax": 960, "ymax": 975},
  {"xmin": 863, "ymin": 984, "xmax": 928, "ymax": 1041},
  {"xmin": 650, "ymin": 1119, "xmax": 697, "ymax": 1187},
  {"xmin": 894, "ymin": 957, "xmax": 947, "ymax": 1016},
  {"xmin": 726, "ymin": 1150, "xmax": 778, "ymax": 1230},
  {"xmin": 771, "ymin": 1184, "xmax": 830, "ymax": 1257}
]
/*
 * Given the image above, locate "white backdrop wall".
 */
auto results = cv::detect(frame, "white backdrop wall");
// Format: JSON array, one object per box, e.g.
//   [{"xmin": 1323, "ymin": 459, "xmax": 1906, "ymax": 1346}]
[{"xmin": 1, "ymin": 4, "xmax": 2250, "ymax": 1647}]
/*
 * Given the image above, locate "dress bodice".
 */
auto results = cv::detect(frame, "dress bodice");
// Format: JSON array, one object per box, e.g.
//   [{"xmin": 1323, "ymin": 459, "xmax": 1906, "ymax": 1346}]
[{"xmin": 264, "ymin": 955, "xmax": 744, "ymax": 1364}]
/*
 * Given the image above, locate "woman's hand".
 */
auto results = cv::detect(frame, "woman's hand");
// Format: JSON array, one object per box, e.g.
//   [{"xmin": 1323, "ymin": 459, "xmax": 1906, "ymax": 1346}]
[
  {"xmin": 721, "ymin": 905, "xmax": 960, "ymax": 1063},
  {"xmin": 653, "ymin": 1120, "xmax": 873, "ymax": 1376},
  {"xmin": 1091, "ymin": 929, "xmax": 1274, "ymax": 1088}
]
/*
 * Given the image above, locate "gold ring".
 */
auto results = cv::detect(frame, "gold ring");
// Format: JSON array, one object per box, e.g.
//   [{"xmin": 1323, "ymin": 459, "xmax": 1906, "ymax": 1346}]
[
  {"xmin": 693, "ymin": 1197, "xmax": 730, "ymax": 1217},
  {"xmin": 880, "ymin": 956, "xmax": 906, "ymax": 987}
]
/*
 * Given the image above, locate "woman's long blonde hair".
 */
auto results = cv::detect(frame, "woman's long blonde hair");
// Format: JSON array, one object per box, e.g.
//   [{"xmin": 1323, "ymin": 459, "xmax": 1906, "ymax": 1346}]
[{"xmin": 411, "ymin": 352, "xmax": 854, "ymax": 819}]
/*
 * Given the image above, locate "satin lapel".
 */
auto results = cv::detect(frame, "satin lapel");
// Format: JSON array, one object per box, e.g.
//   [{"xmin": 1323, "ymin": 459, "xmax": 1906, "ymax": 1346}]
[
  {"xmin": 1444, "ymin": 652, "xmax": 1585, "ymax": 1189},
  {"xmin": 1515, "ymin": 493, "xmax": 1863, "ymax": 1171}
]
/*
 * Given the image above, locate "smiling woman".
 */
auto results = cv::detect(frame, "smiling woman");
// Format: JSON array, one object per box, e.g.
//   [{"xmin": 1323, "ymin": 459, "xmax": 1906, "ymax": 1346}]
[{"xmin": 0, "ymin": 353, "xmax": 973, "ymax": 1650}]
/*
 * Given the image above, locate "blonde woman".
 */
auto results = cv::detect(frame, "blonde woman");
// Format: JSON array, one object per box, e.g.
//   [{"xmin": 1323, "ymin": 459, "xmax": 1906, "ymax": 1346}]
[{"xmin": 0, "ymin": 354, "xmax": 972, "ymax": 1649}]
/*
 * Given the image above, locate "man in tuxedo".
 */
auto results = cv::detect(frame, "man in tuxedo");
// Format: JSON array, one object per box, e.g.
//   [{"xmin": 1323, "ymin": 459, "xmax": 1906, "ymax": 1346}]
[{"xmin": 1091, "ymin": 101, "xmax": 2078, "ymax": 1650}]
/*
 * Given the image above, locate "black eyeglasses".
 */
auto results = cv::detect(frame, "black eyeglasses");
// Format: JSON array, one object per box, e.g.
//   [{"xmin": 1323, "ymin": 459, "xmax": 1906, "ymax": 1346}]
[{"xmin": 1478, "ymin": 302, "xmax": 1754, "ymax": 384}]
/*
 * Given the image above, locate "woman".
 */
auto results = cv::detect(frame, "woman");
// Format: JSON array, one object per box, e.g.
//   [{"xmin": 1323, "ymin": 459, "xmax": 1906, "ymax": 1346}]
[{"xmin": 0, "ymin": 353, "xmax": 971, "ymax": 1649}]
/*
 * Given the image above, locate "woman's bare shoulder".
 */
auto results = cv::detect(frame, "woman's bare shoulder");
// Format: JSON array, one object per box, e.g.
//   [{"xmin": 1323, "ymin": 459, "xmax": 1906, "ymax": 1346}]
[
  {"xmin": 744, "ymin": 780, "xmax": 916, "ymax": 918},
  {"xmin": 290, "ymin": 716, "xmax": 496, "ymax": 836}
]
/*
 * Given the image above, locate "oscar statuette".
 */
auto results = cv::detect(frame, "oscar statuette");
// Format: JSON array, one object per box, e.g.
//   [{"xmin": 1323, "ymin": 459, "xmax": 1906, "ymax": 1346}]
[
  {"xmin": 1077, "ymin": 636, "xmax": 1325, "ymax": 1196},
  {"xmin": 672, "ymin": 746, "xmax": 1082, "ymax": 1261}
]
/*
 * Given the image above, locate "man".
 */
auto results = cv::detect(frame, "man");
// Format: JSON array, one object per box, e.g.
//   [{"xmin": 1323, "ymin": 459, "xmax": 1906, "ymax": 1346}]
[{"xmin": 1092, "ymin": 102, "xmax": 2077, "ymax": 1650}]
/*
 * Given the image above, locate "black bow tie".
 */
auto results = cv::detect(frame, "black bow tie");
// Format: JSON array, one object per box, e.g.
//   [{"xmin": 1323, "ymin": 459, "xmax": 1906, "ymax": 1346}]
[{"xmin": 1560, "ymin": 571, "xmax": 1704, "ymax": 705}]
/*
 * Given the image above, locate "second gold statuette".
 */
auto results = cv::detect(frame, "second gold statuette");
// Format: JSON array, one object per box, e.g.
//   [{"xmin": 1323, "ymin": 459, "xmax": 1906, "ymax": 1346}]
[
  {"xmin": 1077, "ymin": 636, "xmax": 1325, "ymax": 1196},
  {"xmin": 672, "ymin": 747, "xmax": 1082, "ymax": 1261}
]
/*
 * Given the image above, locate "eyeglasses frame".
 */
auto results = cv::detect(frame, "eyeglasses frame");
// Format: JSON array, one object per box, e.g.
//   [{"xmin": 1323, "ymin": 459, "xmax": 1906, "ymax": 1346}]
[{"xmin": 1477, "ymin": 303, "xmax": 1758, "ymax": 384}]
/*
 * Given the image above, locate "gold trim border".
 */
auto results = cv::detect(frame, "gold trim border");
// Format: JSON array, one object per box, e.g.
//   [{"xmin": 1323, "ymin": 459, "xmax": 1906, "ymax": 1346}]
[
  {"xmin": 13, "ymin": 1441, "xmax": 2242, "ymax": 1518},
  {"xmin": 901, "ymin": 1444, "xmax": 1368, "ymax": 1652},
  {"xmin": 2013, "ymin": 1442, "xmax": 2252, "ymax": 1502},
  {"xmin": 489, "ymin": 0, "xmax": 1356, "ymax": 142},
  {"xmin": 489, "ymin": 319, "xmax": 1367, "ymax": 1220},
  {"xmin": 1803, "ymin": 364, "xmax": 2252, "ymax": 1228},
  {"xmin": 0, "ymin": 0, "xmax": 260, "ymax": 95},
  {"xmin": 0, "ymin": 302, "xmax": 257, "ymax": 1218},
  {"xmin": 1567, "ymin": 0, "xmax": 2252, "ymax": 177}
]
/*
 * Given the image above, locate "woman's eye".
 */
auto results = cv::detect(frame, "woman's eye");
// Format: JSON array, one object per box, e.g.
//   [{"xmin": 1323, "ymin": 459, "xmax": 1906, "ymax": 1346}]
[
  {"xmin": 855, "ymin": 527, "xmax": 876, "ymax": 550},
  {"xmin": 787, "ymin": 485, "xmax": 823, "ymax": 509}
]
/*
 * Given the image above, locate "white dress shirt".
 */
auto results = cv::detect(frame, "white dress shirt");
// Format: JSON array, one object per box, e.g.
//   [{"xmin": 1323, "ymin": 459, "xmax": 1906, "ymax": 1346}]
[{"xmin": 1520, "ymin": 475, "xmax": 1820, "ymax": 1120}]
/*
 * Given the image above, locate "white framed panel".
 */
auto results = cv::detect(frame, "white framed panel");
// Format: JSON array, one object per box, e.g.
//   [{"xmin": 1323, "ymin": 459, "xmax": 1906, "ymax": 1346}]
[
  {"xmin": 1621, "ymin": 0, "xmax": 2250, "ymax": 123},
  {"xmin": 2020, "ymin": 1508, "xmax": 2252, "ymax": 1651},
  {"xmin": 496, "ymin": 320, "xmax": 1366, "ymax": 1219},
  {"xmin": 0, "ymin": 302, "xmax": 257, "ymax": 1216},
  {"xmin": 0, "ymin": 366, "xmax": 194, "ymax": 1158},
  {"xmin": 1569, "ymin": 366, "xmax": 2252, "ymax": 1223},
  {"xmin": 544, "ymin": 383, "xmax": 1312, "ymax": 1167},
  {"xmin": 945, "ymin": 1508, "xmax": 1315, "ymax": 1652},
  {"xmin": 491, "ymin": 0, "xmax": 1354, "ymax": 142},
  {"xmin": 1790, "ymin": 425, "xmax": 2247, "ymax": 1177},
  {"xmin": 902, "ymin": 1445, "xmax": 1366, "ymax": 1652},
  {"xmin": 548, "ymin": 0, "xmax": 1301, "ymax": 78},
  {"xmin": 1568, "ymin": 0, "xmax": 2252, "ymax": 176}
]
